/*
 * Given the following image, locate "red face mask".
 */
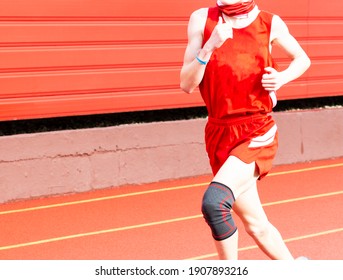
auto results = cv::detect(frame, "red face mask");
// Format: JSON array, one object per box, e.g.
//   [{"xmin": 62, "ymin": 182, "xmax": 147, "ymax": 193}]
[{"xmin": 217, "ymin": 0, "xmax": 256, "ymax": 17}]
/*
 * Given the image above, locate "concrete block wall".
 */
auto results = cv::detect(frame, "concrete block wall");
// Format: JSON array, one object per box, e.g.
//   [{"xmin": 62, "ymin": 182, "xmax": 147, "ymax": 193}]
[{"xmin": 1, "ymin": 107, "xmax": 342, "ymax": 203}]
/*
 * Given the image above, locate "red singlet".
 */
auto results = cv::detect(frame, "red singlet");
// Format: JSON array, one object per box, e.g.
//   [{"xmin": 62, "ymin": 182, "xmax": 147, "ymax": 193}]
[
  {"xmin": 200, "ymin": 7, "xmax": 279, "ymax": 178},
  {"xmin": 200, "ymin": 7, "xmax": 277, "ymax": 119}
]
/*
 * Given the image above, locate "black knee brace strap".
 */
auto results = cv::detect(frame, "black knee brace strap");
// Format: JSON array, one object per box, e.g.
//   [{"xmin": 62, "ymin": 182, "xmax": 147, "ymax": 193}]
[{"xmin": 201, "ymin": 182, "xmax": 237, "ymax": 241}]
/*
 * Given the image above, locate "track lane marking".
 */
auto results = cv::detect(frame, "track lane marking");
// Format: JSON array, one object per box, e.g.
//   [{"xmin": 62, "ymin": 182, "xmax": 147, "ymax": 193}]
[
  {"xmin": 187, "ymin": 228, "xmax": 343, "ymax": 260},
  {"xmin": 0, "ymin": 190, "xmax": 342, "ymax": 252},
  {"xmin": 267, "ymin": 162, "xmax": 343, "ymax": 176},
  {"xmin": 263, "ymin": 190, "xmax": 343, "ymax": 206},
  {"xmin": 0, "ymin": 183, "xmax": 207, "ymax": 215},
  {"xmin": 0, "ymin": 215, "xmax": 201, "ymax": 251},
  {"xmin": 1, "ymin": 162, "xmax": 342, "ymax": 216}
]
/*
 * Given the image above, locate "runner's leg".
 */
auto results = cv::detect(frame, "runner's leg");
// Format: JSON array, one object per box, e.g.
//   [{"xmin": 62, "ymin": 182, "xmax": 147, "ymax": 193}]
[
  {"xmin": 209, "ymin": 155, "xmax": 293, "ymax": 259},
  {"xmin": 207, "ymin": 156, "xmax": 257, "ymax": 259},
  {"xmin": 233, "ymin": 183, "xmax": 294, "ymax": 259}
]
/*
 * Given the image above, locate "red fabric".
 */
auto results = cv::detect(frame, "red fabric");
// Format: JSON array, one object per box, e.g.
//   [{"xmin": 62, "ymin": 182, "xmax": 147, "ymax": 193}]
[
  {"xmin": 200, "ymin": 7, "xmax": 279, "ymax": 177},
  {"xmin": 200, "ymin": 7, "xmax": 277, "ymax": 119},
  {"xmin": 217, "ymin": 0, "xmax": 256, "ymax": 17},
  {"xmin": 205, "ymin": 114, "xmax": 278, "ymax": 179}
]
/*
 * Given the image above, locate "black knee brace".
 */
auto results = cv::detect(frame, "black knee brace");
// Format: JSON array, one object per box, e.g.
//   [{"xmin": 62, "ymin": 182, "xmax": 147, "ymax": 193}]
[{"xmin": 201, "ymin": 182, "xmax": 237, "ymax": 241}]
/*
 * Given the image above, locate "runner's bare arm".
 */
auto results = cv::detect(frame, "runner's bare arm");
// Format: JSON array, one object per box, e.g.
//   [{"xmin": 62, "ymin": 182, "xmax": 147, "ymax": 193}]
[
  {"xmin": 180, "ymin": 9, "xmax": 210, "ymax": 93},
  {"xmin": 262, "ymin": 15, "xmax": 311, "ymax": 91},
  {"xmin": 180, "ymin": 9, "xmax": 233, "ymax": 93}
]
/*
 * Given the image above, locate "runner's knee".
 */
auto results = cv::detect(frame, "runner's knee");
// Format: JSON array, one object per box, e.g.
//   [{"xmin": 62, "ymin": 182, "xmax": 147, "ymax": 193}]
[{"xmin": 201, "ymin": 182, "xmax": 237, "ymax": 241}]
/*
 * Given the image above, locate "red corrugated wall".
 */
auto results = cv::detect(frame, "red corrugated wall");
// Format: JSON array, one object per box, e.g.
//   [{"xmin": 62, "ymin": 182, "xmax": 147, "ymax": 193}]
[{"xmin": 0, "ymin": 0, "xmax": 342, "ymax": 121}]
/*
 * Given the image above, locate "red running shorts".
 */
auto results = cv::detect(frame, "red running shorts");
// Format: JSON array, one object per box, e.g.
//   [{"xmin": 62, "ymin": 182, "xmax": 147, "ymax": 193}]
[{"xmin": 205, "ymin": 113, "xmax": 278, "ymax": 179}]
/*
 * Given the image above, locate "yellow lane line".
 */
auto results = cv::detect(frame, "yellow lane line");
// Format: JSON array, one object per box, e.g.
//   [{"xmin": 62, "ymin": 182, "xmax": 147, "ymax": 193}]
[
  {"xmin": 1, "ymin": 162, "xmax": 342, "ymax": 216},
  {"xmin": 267, "ymin": 162, "xmax": 343, "ymax": 177},
  {"xmin": 187, "ymin": 228, "xmax": 343, "ymax": 260},
  {"xmin": 263, "ymin": 190, "xmax": 343, "ymax": 207},
  {"xmin": 0, "ymin": 190, "xmax": 342, "ymax": 252},
  {"xmin": 0, "ymin": 183, "xmax": 207, "ymax": 215},
  {"xmin": 0, "ymin": 215, "xmax": 201, "ymax": 251}
]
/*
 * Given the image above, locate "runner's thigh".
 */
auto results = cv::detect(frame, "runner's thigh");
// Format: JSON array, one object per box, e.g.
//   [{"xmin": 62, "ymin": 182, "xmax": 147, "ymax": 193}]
[
  {"xmin": 213, "ymin": 155, "xmax": 259, "ymax": 197},
  {"xmin": 232, "ymin": 183, "xmax": 269, "ymax": 231}
]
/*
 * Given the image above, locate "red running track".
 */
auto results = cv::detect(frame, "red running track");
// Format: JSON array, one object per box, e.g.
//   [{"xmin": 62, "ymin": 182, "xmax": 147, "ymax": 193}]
[{"xmin": 0, "ymin": 157, "xmax": 342, "ymax": 260}]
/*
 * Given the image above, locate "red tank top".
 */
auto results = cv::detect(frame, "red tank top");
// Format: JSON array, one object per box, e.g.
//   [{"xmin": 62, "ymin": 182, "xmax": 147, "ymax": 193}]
[{"xmin": 199, "ymin": 7, "xmax": 277, "ymax": 119}]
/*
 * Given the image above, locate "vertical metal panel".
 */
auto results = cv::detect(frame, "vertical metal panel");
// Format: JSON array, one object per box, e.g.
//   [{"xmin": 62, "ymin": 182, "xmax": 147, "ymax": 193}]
[{"xmin": 0, "ymin": 0, "xmax": 342, "ymax": 121}]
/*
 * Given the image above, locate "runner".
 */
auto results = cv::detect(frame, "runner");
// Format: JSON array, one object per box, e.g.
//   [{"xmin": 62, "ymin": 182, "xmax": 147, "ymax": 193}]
[{"xmin": 180, "ymin": 0, "xmax": 311, "ymax": 259}]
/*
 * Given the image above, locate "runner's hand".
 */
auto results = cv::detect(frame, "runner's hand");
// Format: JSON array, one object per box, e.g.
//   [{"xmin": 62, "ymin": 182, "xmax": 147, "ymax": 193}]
[
  {"xmin": 207, "ymin": 17, "xmax": 233, "ymax": 51},
  {"xmin": 262, "ymin": 67, "xmax": 286, "ymax": 91}
]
